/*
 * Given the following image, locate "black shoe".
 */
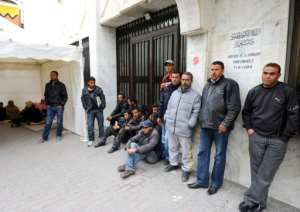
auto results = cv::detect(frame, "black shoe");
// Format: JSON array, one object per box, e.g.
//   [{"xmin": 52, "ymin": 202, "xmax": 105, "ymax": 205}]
[
  {"xmin": 181, "ymin": 171, "xmax": 190, "ymax": 182},
  {"xmin": 187, "ymin": 182, "xmax": 208, "ymax": 189},
  {"xmin": 207, "ymin": 187, "xmax": 219, "ymax": 195},
  {"xmin": 117, "ymin": 165, "xmax": 126, "ymax": 172},
  {"xmin": 94, "ymin": 141, "xmax": 106, "ymax": 148},
  {"xmin": 163, "ymin": 160, "xmax": 169, "ymax": 166},
  {"xmin": 164, "ymin": 165, "xmax": 179, "ymax": 172},
  {"xmin": 250, "ymin": 204, "xmax": 265, "ymax": 212},
  {"xmin": 120, "ymin": 170, "xmax": 135, "ymax": 179},
  {"xmin": 107, "ymin": 147, "xmax": 118, "ymax": 154},
  {"xmin": 239, "ymin": 201, "xmax": 250, "ymax": 212}
]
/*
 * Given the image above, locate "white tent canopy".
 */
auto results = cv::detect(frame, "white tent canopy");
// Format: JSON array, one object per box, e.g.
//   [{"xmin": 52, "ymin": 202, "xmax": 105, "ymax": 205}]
[{"xmin": 0, "ymin": 39, "xmax": 86, "ymax": 137}]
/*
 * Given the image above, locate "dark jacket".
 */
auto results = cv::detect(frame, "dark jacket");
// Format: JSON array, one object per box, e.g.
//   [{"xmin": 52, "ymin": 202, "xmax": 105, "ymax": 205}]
[
  {"xmin": 81, "ymin": 86, "xmax": 106, "ymax": 112},
  {"xmin": 110, "ymin": 100, "xmax": 129, "ymax": 118},
  {"xmin": 44, "ymin": 80, "xmax": 68, "ymax": 106},
  {"xmin": 199, "ymin": 76, "xmax": 241, "ymax": 130},
  {"xmin": 242, "ymin": 82, "xmax": 299, "ymax": 142},
  {"xmin": 21, "ymin": 106, "xmax": 43, "ymax": 123},
  {"xmin": 127, "ymin": 128, "xmax": 160, "ymax": 154},
  {"xmin": 0, "ymin": 107, "xmax": 6, "ymax": 121},
  {"xmin": 159, "ymin": 84, "xmax": 180, "ymax": 119},
  {"xmin": 126, "ymin": 116, "xmax": 145, "ymax": 132}
]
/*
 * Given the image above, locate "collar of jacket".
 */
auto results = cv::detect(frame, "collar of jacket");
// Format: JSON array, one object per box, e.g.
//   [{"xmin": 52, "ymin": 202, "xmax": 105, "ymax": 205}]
[
  {"xmin": 207, "ymin": 75, "xmax": 224, "ymax": 84},
  {"xmin": 50, "ymin": 80, "xmax": 59, "ymax": 85},
  {"xmin": 178, "ymin": 86, "xmax": 192, "ymax": 93}
]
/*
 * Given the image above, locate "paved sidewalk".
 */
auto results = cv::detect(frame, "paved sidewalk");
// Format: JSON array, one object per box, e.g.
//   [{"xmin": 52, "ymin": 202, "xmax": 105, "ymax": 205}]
[{"xmin": 0, "ymin": 123, "xmax": 299, "ymax": 212}]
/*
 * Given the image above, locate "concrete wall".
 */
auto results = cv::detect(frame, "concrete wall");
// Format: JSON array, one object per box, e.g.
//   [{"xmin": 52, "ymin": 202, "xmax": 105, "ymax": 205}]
[
  {"xmin": 203, "ymin": 0, "xmax": 300, "ymax": 207},
  {"xmin": 0, "ymin": 63, "xmax": 42, "ymax": 108},
  {"xmin": 98, "ymin": 0, "xmax": 300, "ymax": 208}
]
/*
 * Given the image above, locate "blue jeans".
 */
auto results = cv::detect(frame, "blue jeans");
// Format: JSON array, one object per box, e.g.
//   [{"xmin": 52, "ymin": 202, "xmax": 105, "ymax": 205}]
[
  {"xmin": 196, "ymin": 128, "xmax": 229, "ymax": 189},
  {"xmin": 125, "ymin": 143, "xmax": 144, "ymax": 171},
  {"xmin": 125, "ymin": 143, "xmax": 159, "ymax": 171},
  {"xmin": 42, "ymin": 105, "xmax": 64, "ymax": 140},
  {"xmin": 161, "ymin": 125, "xmax": 169, "ymax": 160},
  {"xmin": 87, "ymin": 110, "xmax": 104, "ymax": 141}
]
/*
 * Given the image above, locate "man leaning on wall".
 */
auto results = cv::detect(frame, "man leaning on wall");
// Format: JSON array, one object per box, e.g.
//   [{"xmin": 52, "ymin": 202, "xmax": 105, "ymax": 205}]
[
  {"xmin": 164, "ymin": 72, "xmax": 201, "ymax": 182},
  {"xmin": 239, "ymin": 63, "xmax": 299, "ymax": 212},
  {"xmin": 188, "ymin": 61, "xmax": 241, "ymax": 195}
]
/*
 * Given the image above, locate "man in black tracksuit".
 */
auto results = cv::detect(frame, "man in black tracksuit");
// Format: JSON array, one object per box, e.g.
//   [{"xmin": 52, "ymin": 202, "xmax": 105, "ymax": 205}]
[
  {"xmin": 239, "ymin": 63, "xmax": 299, "ymax": 212},
  {"xmin": 41, "ymin": 71, "xmax": 68, "ymax": 142}
]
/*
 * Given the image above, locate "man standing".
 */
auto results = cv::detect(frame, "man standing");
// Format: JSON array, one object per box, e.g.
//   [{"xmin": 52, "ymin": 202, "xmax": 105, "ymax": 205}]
[
  {"xmin": 40, "ymin": 71, "xmax": 68, "ymax": 143},
  {"xmin": 239, "ymin": 63, "xmax": 299, "ymax": 212},
  {"xmin": 160, "ymin": 59, "xmax": 175, "ymax": 90},
  {"xmin": 158, "ymin": 72, "xmax": 181, "ymax": 164},
  {"xmin": 188, "ymin": 61, "xmax": 241, "ymax": 195},
  {"xmin": 164, "ymin": 72, "xmax": 201, "ymax": 182},
  {"xmin": 81, "ymin": 76, "xmax": 106, "ymax": 147}
]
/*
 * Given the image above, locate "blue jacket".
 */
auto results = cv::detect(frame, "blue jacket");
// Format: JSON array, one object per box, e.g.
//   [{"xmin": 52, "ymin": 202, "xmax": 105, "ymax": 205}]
[{"xmin": 159, "ymin": 84, "xmax": 180, "ymax": 119}]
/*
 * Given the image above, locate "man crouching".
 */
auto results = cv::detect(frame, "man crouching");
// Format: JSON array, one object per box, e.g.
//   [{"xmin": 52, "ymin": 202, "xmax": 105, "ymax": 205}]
[{"xmin": 118, "ymin": 120, "xmax": 160, "ymax": 179}]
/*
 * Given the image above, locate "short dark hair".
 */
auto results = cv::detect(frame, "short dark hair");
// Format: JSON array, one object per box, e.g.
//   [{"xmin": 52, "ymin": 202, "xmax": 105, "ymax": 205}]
[
  {"xmin": 212, "ymin": 61, "xmax": 225, "ymax": 70},
  {"xmin": 51, "ymin": 70, "xmax": 59, "ymax": 76},
  {"xmin": 128, "ymin": 96, "xmax": 138, "ymax": 104},
  {"xmin": 124, "ymin": 110, "xmax": 131, "ymax": 115},
  {"xmin": 152, "ymin": 104, "xmax": 159, "ymax": 108},
  {"xmin": 182, "ymin": 72, "xmax": 193, "ymax": 80},
  {"xmin": 131, "ymin": 107, "xmax": 141, "ymax": 112},
  {"xmin": 87, "ymin": 76, "xmax": 96, "ymax": 82},
  {"xmin": 118, "ymin": 93, "xmax": 125, "ymax": 98},
  {"xmin": 172, "ymin": 72, "xmax": 181, "ymax": 76},
  {"xmin": 264, "ymin": 63, "xmax": 281, "ymax": 73}
]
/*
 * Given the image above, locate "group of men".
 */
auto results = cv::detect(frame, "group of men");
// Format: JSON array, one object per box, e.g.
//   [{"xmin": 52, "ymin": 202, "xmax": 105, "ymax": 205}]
[
  {"xmin": 37, "ymin": 59, "xmax": 299, "ymax": 212},
  {"xmin": 0, "ymin": 100, "xmax": 47, "ymax": 127}
]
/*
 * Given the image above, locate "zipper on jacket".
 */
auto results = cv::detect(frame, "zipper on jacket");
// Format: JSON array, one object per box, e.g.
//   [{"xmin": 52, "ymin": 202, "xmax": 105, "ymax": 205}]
[{"xmin": 173, "ymin": 92, "xmax": 183, "ymax": 134}]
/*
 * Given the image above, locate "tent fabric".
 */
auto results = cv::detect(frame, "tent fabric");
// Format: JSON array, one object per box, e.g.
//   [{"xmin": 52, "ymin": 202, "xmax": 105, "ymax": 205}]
[
  {"xmin": 0, "ymin": 39, "xmax": 82, "ymax": 62},
  {"xmin": 0, "ymin": 39, "xmax": 86, "ymax": 137}
]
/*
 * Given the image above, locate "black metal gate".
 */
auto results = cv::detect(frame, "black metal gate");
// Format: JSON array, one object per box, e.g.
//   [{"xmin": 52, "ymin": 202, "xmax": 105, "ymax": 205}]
[{"xmin": 116, "ymin": 5, "xmax": 186, "ymax": 106}]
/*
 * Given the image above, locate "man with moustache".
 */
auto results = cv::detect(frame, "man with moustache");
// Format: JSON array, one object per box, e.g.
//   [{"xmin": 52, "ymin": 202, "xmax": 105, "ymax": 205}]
[{"xmin": 188, "ymin": 61, "xmax": 241, "ymax": 195}]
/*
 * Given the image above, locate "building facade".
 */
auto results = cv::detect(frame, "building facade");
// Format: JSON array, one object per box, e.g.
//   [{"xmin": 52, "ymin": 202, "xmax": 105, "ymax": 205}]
[{"xmin": 1, "ymin": 0, "xmax": 299, "ymax": 208}]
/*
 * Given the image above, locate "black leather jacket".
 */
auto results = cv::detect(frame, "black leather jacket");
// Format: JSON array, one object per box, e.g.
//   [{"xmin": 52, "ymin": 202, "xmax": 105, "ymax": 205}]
[
  {"xmin": 44, "ymin": 80, "xmax": 68, "ymax": 106},
  {"xmin": 199, "ymin": 76, "xmax": 241, "ymax": 130}
]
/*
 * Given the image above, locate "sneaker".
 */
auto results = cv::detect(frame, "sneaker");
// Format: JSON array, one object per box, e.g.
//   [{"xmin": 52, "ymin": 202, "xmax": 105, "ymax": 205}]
[
  {"xmin": 181, "ymin": 171, "xmax": 190, "ymax": 182},
  {"xmin": 38, "ymin": 138, "xmax": 47, "ymax": 143},
  {"xmin": 118, "ymin": 165, "xmax": 126, "ymax": 172},
  {"xmin": 56, "ymin": 136, "xmax": 62, "ymax": 143},
  {"xmin": 164, "ymin": 165, "xmax": 179, "ymax": 172},
  {"xmin": 120, "ymin": 170, "xmax": 135, "ymax": 179},
  {"xmin": 87, "ymin": 141, "xmax": 93, "ymax": 147}
]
